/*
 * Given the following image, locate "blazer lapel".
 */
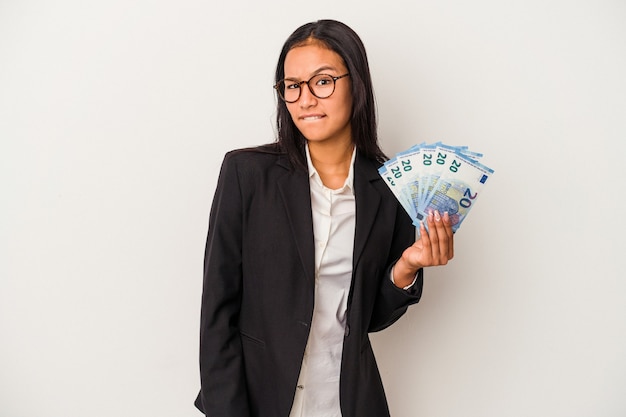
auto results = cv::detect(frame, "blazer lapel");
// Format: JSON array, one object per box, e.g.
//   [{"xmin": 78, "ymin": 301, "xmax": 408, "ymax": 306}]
[
  {"xmin": 276, "ymin": 157, "xmax": 316, "ymax": 284},
  {"xmin": 275, "ymin": 153, "xmax": 383, "ymax": 282},
  {"xmin": 353, "ymin": 153, "xmax": 382, "ymax": 267}
]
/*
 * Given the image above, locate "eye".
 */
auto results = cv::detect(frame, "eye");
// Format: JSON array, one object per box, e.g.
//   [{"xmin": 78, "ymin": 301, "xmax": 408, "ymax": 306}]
[
  {"xmin": 314, "ymin": 75, "xmax": 333, "ymax": 86},
  {"xmin": 285, "ymin": 81, "xmax": 301, "ymax": 90}
]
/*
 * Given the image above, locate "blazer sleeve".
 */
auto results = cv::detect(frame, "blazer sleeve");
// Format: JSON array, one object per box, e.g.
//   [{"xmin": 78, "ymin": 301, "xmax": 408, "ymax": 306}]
[
  {"xmin": 195, "ymin": 152, "xmax": 251, "ymax": 417},
  {"xmin": 368, "ymin": 201, "xmax": 424, "ymax": 332}
]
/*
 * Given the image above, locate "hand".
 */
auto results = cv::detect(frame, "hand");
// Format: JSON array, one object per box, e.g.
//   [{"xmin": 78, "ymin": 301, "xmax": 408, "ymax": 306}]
[{"xmin": 393, "ymin": 210, "xmax": 454, "ymax": 288}]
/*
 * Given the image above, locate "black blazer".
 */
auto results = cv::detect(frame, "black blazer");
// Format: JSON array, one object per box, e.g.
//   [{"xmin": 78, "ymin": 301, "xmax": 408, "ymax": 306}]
[{"xmin": 195, "ymin": 145, "xmax": 423, "ymax": 417}]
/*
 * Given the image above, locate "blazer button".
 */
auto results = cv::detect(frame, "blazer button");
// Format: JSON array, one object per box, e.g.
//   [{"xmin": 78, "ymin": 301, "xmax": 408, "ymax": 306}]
[{"xmin": 344, "ymin": 325, "xmax": 350, "ymax": 337}]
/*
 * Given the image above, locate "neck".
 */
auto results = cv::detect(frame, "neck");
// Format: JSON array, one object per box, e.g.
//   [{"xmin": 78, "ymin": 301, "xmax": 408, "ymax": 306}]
[{"xmin": 308, "ymin": 140, "xmax": 355, "ymax": 189}]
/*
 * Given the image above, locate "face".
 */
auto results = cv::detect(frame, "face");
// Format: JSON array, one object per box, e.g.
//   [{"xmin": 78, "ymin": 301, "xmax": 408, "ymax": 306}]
[{"xmin": 283, "ymin": 43, "xmax": 353, "ymax": 146}]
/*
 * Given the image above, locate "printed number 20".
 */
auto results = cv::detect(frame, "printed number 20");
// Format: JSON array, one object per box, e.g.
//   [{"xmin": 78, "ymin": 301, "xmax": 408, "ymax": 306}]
[{"xmin": 460, "ymin": 188, "xmax": 477, "ymax": 208}]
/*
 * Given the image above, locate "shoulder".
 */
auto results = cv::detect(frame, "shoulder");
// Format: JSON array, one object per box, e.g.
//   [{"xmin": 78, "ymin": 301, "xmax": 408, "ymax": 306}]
[
  {"xmin": 354, "ymin": 151, "xmax": 385, "ymax": 184},
  {"xmin": 218, "ymin": 143, "xmax": 297, "ymax": 185},
  {"xmin": 223, "ymin": 143, "xmax": 287, "ymax": 168}
]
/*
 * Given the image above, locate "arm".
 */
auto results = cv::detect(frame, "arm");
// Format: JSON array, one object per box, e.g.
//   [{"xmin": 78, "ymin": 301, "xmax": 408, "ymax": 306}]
[
  {"xmin": 369, "ymin": 209, "xmax": 454, "ymax": 332},
  {"xmin": 195, "ymin": 153, "xmax": 251, "ymax": 417},
  {"xmin": 393, "ymin": 210, "xmax": 455, "ymax": 288},
  {"xmin": 368, "ymin": 201, "xmax": 421, "ymax": 332}
]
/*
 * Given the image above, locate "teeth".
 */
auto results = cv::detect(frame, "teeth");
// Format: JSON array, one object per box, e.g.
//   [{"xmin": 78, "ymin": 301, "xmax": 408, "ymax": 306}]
[{"xmin": 302, "ymin": 116, "xmax": 322, "ymax": 121}]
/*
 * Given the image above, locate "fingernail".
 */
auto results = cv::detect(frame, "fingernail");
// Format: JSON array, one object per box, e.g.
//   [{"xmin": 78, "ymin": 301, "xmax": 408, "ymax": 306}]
[{"xmin": 434, "ymin": 210, "xmax": 441, "ymax": 221}]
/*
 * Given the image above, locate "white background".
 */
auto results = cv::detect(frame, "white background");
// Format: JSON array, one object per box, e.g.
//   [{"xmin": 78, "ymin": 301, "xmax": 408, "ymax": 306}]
[{"xmin": 1, "ymin": 1, "xmax": 625, "ymax": 416}]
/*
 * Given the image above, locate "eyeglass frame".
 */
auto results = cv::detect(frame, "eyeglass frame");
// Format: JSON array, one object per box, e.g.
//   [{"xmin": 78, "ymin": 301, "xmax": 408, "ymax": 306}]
[{"xmin": 274, "ymin": 73, "xmax": 350, "ymax": 103}]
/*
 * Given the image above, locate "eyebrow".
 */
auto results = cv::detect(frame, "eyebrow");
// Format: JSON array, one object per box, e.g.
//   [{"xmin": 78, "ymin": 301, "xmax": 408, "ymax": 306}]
[{"xmin": 284, "ymin": 65, "xmax": 340, "ymax": 81}]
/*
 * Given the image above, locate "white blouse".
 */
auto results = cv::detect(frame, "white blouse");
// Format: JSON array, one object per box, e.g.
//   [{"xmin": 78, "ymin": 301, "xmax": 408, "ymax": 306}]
[
  {"xmin": 289, "ymin": 146, "xmax": 416, "ymax": 416},
  {"xmin": 289, "ymin": 145, "xmax": 357, "ymax": 417}
]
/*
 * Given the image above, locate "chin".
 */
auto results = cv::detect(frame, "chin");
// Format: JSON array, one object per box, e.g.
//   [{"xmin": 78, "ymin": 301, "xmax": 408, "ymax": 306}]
[{"xmin": 298, "ymin": 129, "xmax": 327, "ymax": 142}]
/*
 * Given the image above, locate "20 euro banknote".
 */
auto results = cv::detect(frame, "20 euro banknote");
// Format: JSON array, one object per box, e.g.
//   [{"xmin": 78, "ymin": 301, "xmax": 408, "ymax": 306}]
[{"xmin": 379, "ymin": 143, "xmax": 494, "ymax": 233}]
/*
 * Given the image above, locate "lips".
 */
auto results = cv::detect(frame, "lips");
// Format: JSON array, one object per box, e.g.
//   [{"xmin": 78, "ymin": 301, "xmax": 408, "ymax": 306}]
[{"xmin": 300, "ymin": 114, "xmax": 325, "ymax": 121}]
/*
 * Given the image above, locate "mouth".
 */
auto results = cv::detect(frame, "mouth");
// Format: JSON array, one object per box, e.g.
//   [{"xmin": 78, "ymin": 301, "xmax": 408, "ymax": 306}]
[{"xmin": 300, "ymin": 114, "xmax": 325, "ymax": 121}]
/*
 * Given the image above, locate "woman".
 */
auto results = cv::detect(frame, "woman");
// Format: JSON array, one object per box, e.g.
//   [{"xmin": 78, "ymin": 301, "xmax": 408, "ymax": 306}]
[{"xmin": 195, "ymin": 19, "xmax": 454, "ymax": 417}]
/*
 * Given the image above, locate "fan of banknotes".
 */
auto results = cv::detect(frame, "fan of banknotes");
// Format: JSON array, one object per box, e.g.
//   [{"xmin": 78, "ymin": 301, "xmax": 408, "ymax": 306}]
[{"xmin": 379, "ymin": 142, "xmax": 494, "ymax": 234}]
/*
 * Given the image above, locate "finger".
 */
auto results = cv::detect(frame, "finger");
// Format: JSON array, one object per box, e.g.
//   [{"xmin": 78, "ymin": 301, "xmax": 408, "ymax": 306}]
[
  {"xmin": 442, "ymin": 211, "xmax": 454, "ymax": 260},
  {"xmin": 426, "ymin": 211, "xmax": 439, "ymax": 261},
  {"xmin": 418, "ymin": 219, "xmax": 431, "ymax": 254},
  {"xmin": 432, "ymin": 210, "xmax": 449, "ymax": 263}
]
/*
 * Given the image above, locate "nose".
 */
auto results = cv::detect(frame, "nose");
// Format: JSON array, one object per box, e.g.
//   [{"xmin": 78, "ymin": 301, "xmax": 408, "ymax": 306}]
[{"xmin": 298, "ymin": 82, "xmax": 317, "ymax": 107}]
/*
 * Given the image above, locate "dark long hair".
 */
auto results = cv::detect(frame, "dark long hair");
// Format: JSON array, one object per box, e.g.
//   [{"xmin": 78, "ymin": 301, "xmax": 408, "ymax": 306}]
[{"xmin": 274, "ymin": 20, "xmax": 387, "ymax": 171}]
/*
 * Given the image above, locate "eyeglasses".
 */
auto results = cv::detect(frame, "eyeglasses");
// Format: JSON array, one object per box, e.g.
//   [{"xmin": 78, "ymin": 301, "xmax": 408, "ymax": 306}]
[{"xmin": 274, "ymin": 73, "xmax": 350, "ymax": 103}]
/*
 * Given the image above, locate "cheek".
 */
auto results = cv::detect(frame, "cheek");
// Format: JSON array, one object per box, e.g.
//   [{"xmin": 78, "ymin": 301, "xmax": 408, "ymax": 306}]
[
  {"xmin": 337, "ymin": 91, "xmax": 353, "ymax": 119},
  {"xmin": 285, "ymin": 104, "xmax": 298, "ymax": 122},
  {"xmin": 336, "ymin": 97, "xmax": 353, "ymax": 124}
]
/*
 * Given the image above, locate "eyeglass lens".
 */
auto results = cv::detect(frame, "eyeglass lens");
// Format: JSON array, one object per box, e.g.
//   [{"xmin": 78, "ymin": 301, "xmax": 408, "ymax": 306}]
[{"xmin": 277, "ymin": 74, "xmax": 336, "ymax": 103}]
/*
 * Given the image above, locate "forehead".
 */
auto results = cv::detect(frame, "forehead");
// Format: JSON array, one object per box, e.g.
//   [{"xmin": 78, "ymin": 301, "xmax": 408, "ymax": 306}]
[{"xmin": 284, "ymin": 43, "xmax": 346, "ymax": 78}]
